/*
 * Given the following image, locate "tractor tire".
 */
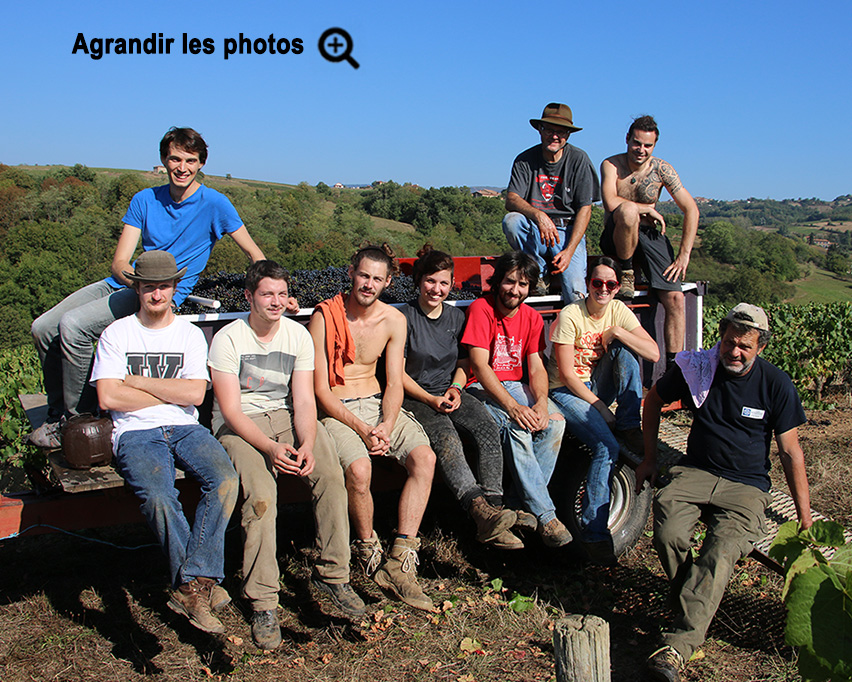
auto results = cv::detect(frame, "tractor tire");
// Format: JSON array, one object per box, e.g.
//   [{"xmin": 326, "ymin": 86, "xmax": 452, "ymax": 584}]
[{"xmin": 551, "ymin": 451, "xmax": 652, "ymax": 557}]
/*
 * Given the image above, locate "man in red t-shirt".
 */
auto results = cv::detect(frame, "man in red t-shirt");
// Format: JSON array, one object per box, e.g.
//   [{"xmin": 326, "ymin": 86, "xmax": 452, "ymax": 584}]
[{"xmin": 462, "ymin": 251, "xmax": 569, "ymax": 547}]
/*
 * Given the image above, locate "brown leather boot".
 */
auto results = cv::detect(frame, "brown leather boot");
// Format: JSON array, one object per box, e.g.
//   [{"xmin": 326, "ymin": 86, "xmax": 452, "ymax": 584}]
[
  {"xmin": 167, "ymin": 577, "xmax": 225, "ymax": 634},
  {"xmin": 351, "ymin": 530, "xmax": 383, "ymax": 577},
  {"xmin": 373, "ymin": 537, "xmax": 433, "ymax": 611},
  {"xmin": 469, "ymin": 497, "xmax": 517, "ymax": 544}
]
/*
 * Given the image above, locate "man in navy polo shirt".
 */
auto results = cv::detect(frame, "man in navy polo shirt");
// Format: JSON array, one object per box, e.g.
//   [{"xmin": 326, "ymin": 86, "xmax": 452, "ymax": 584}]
[{"xmin": 636, "ymin": 303, "xmax": 813, "ymax": 681}]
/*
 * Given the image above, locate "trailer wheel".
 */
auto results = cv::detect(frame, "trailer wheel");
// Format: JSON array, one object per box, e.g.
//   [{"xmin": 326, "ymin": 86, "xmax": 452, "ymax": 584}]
[{"xmin": 552, "ymin": 453, "xmax": 652, "ymax": 557}]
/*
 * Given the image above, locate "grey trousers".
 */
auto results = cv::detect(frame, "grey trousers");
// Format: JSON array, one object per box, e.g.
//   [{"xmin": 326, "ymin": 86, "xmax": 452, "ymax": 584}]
[{"xmin": 653, "ymin": 465, "xmax": 771, "ymax": 660}]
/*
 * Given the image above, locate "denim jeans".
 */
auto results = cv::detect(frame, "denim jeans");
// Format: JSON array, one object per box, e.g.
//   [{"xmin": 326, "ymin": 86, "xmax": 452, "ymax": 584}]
[
  {"xmin": 403, "ymin": 391, "xmax": 504, "ymax": 510},
  {"xmin": 115, "ymin": 424, "xmax": 239, "ymax": 588},
  {"xmin": 502, "ymin": 212, "xmax": 587, "ymax": 303},
  {"xmin": 550, "ymin": 342, "xmax": 642, "ymax": 539},
  {"xmin": 31, "ymin": 280, "xmax": 139, "ymax": 418},
  {"xmin": 467, "ymin": 381, "xmax": 565, "ymax": 524}
]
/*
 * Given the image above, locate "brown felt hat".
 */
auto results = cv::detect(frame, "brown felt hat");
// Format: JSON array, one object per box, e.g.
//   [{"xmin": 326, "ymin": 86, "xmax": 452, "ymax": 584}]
[
  {"xmin": 529, "ymin": 103, "xmax": 582, "ymax": 133},
  {"xmin": 123, "ymin": 250, "xmax": 187, "ymax": 283}
]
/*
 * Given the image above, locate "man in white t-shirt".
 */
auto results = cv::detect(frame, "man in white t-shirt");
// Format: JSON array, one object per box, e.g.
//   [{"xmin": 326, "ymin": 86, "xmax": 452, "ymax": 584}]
[
  {"xmin": 208, "ymin": 261, "xmax": 364, "ymax": 651},
  {"xmin": 91, "ymin": 250, "xmax": 238, "ymax": 635}
]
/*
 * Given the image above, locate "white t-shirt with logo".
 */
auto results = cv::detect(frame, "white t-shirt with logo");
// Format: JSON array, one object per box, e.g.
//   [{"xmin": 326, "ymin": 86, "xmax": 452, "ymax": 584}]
[{"xmin": 91, "ymin": 315, "xmax": 210, "ymax": 445}]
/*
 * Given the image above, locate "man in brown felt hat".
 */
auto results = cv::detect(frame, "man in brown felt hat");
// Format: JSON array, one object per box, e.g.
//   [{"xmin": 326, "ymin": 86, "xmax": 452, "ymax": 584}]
[
  {"xmin": 91, "ymin": 250, "xmax": 239, "ymax": 636},
  {"xmin": 502, "ymin": 103, "xmax": 600, "ymax": 303}
]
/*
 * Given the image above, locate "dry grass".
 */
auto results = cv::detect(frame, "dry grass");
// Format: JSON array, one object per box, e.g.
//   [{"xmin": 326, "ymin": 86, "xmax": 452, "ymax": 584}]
[{"xmin": 6, "ymin": 406, "xmax": 848, "ymax": 682}]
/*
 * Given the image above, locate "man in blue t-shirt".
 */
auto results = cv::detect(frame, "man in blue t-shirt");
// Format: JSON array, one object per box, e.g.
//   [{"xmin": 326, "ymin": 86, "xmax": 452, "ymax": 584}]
[
  {"xmin": 636, "ymin": 303, "xmax": 813, "ymax": 682},
  {"xmin": 30, "ymin": 127, "xmax": 265, "ymax": 448}
]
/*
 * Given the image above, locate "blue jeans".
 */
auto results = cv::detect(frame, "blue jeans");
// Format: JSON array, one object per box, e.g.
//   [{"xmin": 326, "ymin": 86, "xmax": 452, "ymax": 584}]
[
  {"xmin": 31, "ymin": 280, "xmax": 139, "ymax": 418},
  {"xmin": 502, "ymin": 212, "xmax": 587, "ymax": 303},
  {"xmin": 550, "ymin": 342, "xmax": 641, "ymax": 539},
  {"xmin": 467, "ymin": 381, "xmax": 565, "ymax": 524},
  {"xmin": 115, "ymin": 425, "xmax": 239, "ymax": 588}
]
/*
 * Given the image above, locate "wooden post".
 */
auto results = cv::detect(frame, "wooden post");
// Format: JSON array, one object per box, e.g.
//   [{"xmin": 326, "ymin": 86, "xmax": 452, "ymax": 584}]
[{"xmin": 553, "ymin": 614, "xmax": 610, "ymax": 682}]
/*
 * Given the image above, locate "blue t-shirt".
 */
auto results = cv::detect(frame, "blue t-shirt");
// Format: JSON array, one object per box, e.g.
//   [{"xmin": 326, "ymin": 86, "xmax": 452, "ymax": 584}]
[{"xmin": 104, "ymin": 184, "xmax": 243, "ymax": 305}]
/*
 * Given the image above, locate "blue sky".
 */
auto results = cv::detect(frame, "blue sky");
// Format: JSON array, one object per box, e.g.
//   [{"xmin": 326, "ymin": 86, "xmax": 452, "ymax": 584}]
[{"xmin": 2, "ymin": 0, "xmax": 849, "ymax": 201}]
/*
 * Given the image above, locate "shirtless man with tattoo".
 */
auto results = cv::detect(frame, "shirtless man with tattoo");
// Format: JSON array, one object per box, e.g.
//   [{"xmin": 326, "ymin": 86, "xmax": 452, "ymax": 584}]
[
  {"xmin": 600, "ymin": 115, "xmax": 699, "ymax": 368},
  {"xmin": 308, "ymin": 245, "xmax": 437, "ymax": 611}
]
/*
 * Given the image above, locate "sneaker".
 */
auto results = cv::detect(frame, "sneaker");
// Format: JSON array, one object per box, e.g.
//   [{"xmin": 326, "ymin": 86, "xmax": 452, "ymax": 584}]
[
  {"xmin": 537, "ymin": 518, "xmax": 572, "ymax": 548},
  {"xmin": 646, "ymin": 645, "xmax": 684, "ymax": 682},
  {"xmin": 618, "ymin": 269, "xmax": 635, "ymax": 299},
  {"xmin": 167, "ymin": 577, "xmax": 225, "ymax": 634},
  {"xmin": 251, "ymin": 609, "xmax": 282, "ymax": 650},
  {"xmin": 469, "ymin": 497, "xmax": 517, "ymax": 545},
  {"xmin": 616, "ymin": 427, "xmax": 644, "ymax": 456},
  {"xmin": 352, "ymin": 531, "xmax": 383, "ymax": 577},
  {"xmin": 373, "ymin": 536, "xmax": 433, "ymax": 611},
  {"xmin": 210, "ymin": 583, "xmax": 231, "ymax": 612},
  {"xmin": 512, "ymin": 509, "xmax": 538, "ymax": 531},
  {"xmin": 28, "ymin": 420, "xmax": 62, "ymax": 449},
  {"xmin": 311, "ymin": 577, "xmax": 367, "ymax": 618},
  {"xmin": 488, "ymin": 529, "xmax": 525, "ymax": 550},
  {"xmin": 534, "ymin": 279, "xmax": 549, "ymax": 297}
]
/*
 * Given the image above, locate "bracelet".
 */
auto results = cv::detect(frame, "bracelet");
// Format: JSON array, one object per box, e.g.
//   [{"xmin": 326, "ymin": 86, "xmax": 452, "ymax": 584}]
[{"xmin": 449, "ymin": 383, "xmax": 464, "ymax": 393}]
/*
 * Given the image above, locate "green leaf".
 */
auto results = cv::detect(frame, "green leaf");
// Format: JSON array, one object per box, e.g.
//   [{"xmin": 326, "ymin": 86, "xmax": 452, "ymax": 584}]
[
  {"xmin": 830, "ymin": 544, "xmax": 852, "ymax": 584},
  {"xmin": 782, "ymin": 551, "xmax": 818, "ymax": 600},
  {"xmin": 506, "ymin": 593, "xmax": 534, "ymax": 613},
  {"xmin": 802, "ymin": 520, "xmax": 847, "ymax": 548},
  {"xmin": 489, "ymin": 578, "xmax": 503, "ymax": 592},
  {"xmin": 785, "ymin": 566, "xmax": 852, "ymax": 678}
]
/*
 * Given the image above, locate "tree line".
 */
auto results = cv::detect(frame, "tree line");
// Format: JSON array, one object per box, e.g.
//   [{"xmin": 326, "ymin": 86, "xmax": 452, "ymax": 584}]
[{"xmin": 0, "ymin": 163, "xmax": 846, "ymax": 352}]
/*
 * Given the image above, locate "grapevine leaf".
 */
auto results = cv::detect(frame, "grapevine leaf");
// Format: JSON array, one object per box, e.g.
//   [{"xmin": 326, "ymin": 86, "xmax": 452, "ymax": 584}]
[
  {"xmin": 769, "ymin": 521, "xmax": 809, "ymax": 570},
  {"xmin": 802, "ymin": 520, "xmax": 847, "ymax": 548},
  {"xmin": 781, "ymin": 551, "xmax": 818, "ymax": 601},
  {"xmin": 785, "ymin": 565, "xmax": 852, "ymax": 678},
  {"xmin": 829, "ymin": 544, "xmax": 852, "ymax": 584}
]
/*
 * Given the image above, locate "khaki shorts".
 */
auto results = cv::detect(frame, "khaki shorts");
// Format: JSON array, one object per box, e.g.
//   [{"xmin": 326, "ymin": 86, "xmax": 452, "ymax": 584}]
[{"xmin": 321, "ymin": 395, "xmax": 431, "ymax": 470}]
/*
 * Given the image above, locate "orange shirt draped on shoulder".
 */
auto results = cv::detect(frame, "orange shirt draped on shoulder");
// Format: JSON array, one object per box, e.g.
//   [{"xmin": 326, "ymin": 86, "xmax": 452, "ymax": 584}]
[{"xmin": 314, "ymin": 292, "xmax": 355, "ymax": 387}]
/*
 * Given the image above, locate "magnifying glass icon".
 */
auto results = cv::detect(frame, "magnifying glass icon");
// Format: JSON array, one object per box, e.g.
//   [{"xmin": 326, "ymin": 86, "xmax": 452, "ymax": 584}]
[{"xmin": 318, "ymin": 28, "xmax": 359, "ymax": 69}]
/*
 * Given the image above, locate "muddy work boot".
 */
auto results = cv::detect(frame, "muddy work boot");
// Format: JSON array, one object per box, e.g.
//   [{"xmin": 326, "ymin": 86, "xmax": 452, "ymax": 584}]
[
  {"xmin": 646, "ymin": 645, "xmax": 684, "ymax": 682},
  {"xmin": 537, "ymin": 518, "xmax": 573, "ymax": 548},
  {"xmin": 373, "ymin": 536, "xmax": 433, "ymax": 611},
  {"xmin": 210, "ymin": 583, "xmax": 231, "ymax": 612},
  {"xmin": 469, "ymin": 497, "xmax": 517, "ymax": 545},
  {"xmin": 488, "ymin": 529, "xmax": 525, "ymax": 550},
  {"xmin": 251, "ymin": 609, "xmax": 282, "ymax": 650},
  {"xmin": 512, "ymin": 509, "xmax": 538, "ymax": 531},
  {"xmin": 618, "ymin": 269, "xmax": 635, "ymax": 299},
  {"xmin": 352, "ymin": 531, "xmax": 384, "ymax": 577},
  {"xmin": 311, "ymin": 577, "xmax": 367, "ymax": 618},
  {"xmin": 167, "ymin": 577, "xmax": 225, "ymax": 634}
]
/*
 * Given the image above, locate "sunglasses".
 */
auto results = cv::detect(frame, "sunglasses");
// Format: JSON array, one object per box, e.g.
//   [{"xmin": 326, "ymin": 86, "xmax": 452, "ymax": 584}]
[{"xmin": 590, "ymin": 278, "xmax": 620, "ymax": 291}]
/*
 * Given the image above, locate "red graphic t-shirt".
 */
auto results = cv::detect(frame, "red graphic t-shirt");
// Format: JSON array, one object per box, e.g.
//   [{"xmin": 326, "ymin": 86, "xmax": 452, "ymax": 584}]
[{"xmin": 461, "ymin": 295, "xmax": 545, "ymax": 383}]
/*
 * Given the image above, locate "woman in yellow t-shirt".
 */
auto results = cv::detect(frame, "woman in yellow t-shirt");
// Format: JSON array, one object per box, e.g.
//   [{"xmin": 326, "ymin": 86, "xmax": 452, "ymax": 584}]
[{"xmin": 548, "ymin": 256, "xmax": 659, "ymax": 560}]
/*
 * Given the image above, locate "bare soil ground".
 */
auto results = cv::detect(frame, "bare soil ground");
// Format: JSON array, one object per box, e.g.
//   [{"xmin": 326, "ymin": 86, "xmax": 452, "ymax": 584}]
[{"xmin": 1, "ymin": 409, "xmax": 849, "ymax": 682}]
